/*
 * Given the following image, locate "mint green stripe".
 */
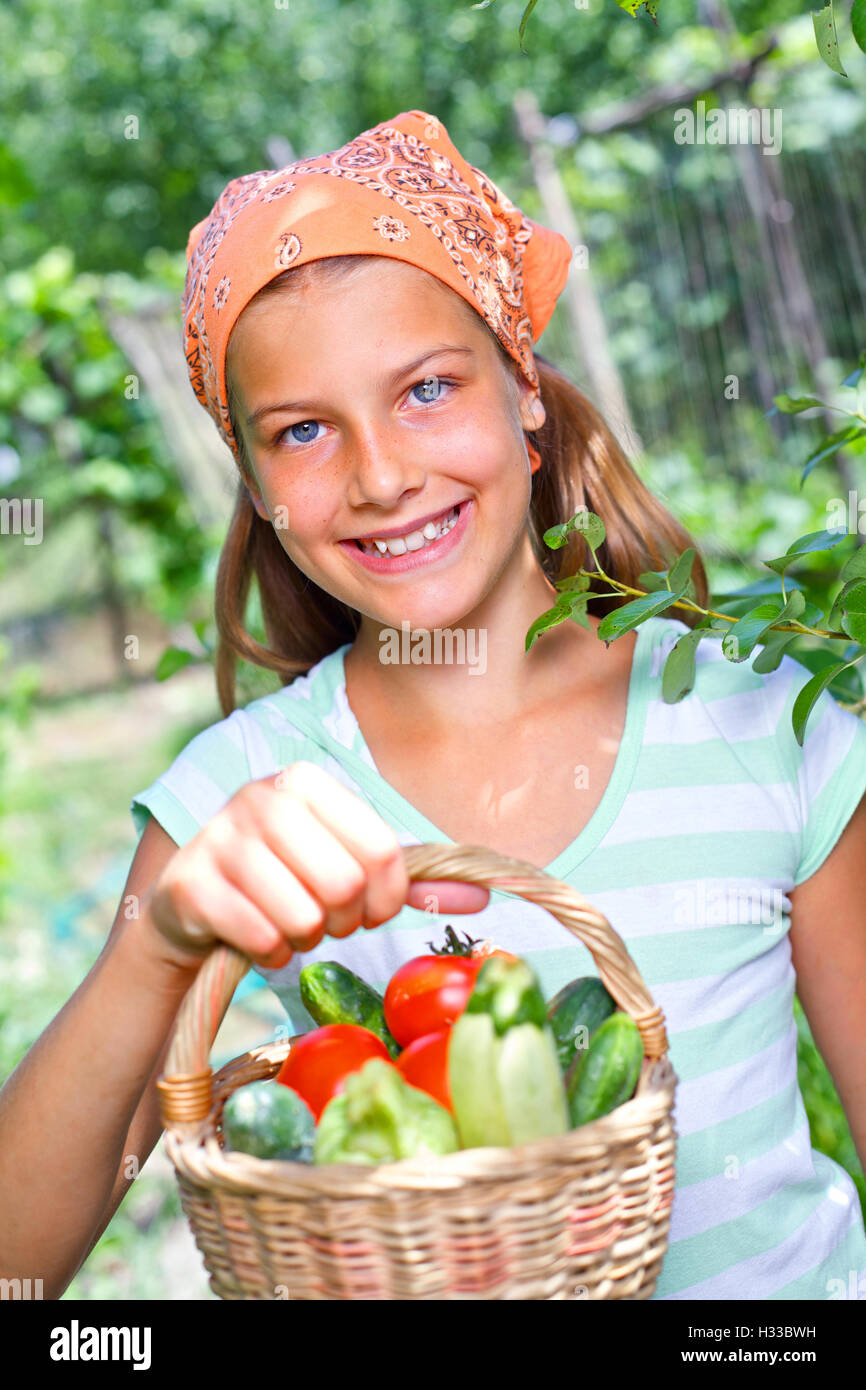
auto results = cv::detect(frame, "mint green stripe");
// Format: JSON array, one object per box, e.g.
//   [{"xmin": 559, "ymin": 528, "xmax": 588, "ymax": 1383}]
[
  {"xmin": 634, "ymin": 739, "xmax": 787, "ymax": 791},
  {"xmin": 664, "ymin": 980, "xmax": 794, "ymax": 1082},
  {"xmin": 574, "ymin": 831, "xmax": 797, "ymax": 892},
  {"xmin": 130, "ymin": 785, "xmax": 203, "ymax": 849},
  {"xmin": 796, "ymin": 720, "xmax": 866, "ymax": 884},
  {"xmin": 673, "ymin": 1079, "xmax": 805, "ymax": 1187},
  {"xmin": 658, "ymin": 1163, "xmax": 840, "ymax": 1295}
]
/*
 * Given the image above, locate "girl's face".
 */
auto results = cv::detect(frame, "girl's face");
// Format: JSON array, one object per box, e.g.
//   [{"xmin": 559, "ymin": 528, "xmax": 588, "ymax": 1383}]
[{"xmin": 226, "ymin": 258, "xmax": 546, "ymax": 636}]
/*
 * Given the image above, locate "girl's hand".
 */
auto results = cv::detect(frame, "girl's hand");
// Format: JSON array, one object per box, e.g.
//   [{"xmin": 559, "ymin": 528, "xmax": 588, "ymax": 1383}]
[{"xmin": 143, "ymin": 761, "xmax": 490, "ymax": 972}]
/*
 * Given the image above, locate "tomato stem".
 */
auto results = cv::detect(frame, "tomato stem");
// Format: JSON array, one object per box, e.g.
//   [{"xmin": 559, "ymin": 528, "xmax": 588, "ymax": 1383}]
[{"xmin": 427, "ymin": 924, "xmax": 480, "ymax": 957}]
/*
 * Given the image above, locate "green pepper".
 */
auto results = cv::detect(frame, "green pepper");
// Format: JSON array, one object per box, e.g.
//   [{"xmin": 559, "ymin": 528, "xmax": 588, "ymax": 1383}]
[{"xmin": 313, "ymin": 1059, "xmax": 459, "ymax": 1166}]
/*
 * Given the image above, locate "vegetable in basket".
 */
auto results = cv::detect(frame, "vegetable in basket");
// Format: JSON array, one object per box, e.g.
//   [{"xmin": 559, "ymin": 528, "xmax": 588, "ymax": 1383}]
[
  {"xmin": 448, "ymin": 956, "xmax": 569, "ymax": 1148},
  {"xmin": 383, "ymin": 952, "xmax": 479, "ymax": 1046},
  {"xmin": 299, "ymin": 960, "xmax": 400, "ymax": 1058},
  {"xmin": 565, "ymin": 1012, "xmax": 644, "ymax": 1127},
  {"xmin": 222, "ymin": 1080, "xmax": 316, "ymax": 1162},
  {"xmin": 546, "ymin": 976, "xmax": 617, "ymax": 1073},
  {"xmin": 314, "ymin": 1058, "xmax": 459, "ymax": 1165},
  {"xmin": 276, "ymin": 1023, "xmax": 392, "ymax": 1120}
]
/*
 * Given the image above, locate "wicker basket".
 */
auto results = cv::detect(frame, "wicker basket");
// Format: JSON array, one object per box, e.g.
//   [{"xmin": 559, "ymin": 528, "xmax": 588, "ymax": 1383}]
[{"xmin": 157, "ymin": 842, "xmax": 678, "ymax": 1300}]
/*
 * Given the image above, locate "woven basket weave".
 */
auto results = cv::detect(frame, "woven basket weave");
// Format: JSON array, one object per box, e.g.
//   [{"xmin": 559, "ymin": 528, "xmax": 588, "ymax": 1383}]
[{"xmin": 157, "ymin": 842, "xmax": 678, "ymax": 1300}]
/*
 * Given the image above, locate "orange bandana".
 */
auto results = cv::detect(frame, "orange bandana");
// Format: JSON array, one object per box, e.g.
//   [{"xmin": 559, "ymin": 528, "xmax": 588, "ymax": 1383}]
[{"xmin": 182, "ymin": 109, "xmax": 573, "ymax": 474}]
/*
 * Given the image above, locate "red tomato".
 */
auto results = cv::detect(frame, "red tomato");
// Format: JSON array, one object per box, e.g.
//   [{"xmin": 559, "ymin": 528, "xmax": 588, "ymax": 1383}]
[
  {"xmin": 276, "ymin": 1024, "xmax": 391, "ymax": 1120},
  {"xmin": 384, "ymin": 956, "xmax": 480, "ymax": 1047},
  {"xmin": 396, "ymin": 1030, "xmax": 452, "ymax": 1111}
]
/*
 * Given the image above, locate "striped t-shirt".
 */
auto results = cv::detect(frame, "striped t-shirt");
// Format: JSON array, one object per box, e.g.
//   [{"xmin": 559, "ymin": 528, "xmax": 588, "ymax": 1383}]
[{"xmin": 131, "ymin": 614, "xmax": 866, "ymax": 1300}]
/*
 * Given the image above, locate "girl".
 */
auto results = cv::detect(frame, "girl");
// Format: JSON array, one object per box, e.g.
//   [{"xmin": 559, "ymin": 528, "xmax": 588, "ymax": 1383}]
[{"xmin": 2, "ymin": 109, "xmax": 865, "ymax": 1302}]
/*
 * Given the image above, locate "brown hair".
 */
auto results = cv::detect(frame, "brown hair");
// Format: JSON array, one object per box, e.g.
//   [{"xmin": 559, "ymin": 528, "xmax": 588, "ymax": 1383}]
[{"xmin": 215, "ymin": 254, "xmax": 710, "ymax": 716}]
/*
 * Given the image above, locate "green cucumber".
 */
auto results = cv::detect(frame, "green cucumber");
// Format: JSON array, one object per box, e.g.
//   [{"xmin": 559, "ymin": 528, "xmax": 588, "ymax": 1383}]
[
  {"xmin": 299, "ymin": 960, "xmax": 400, "ymax": 1058},
  {"xmin": 565, "ymin": 1012, "xmax": 644, "ymax": 1128},
  {"xmin": 547, "ymin": 976, "xmax": 617, "ymax": 1073},
  {"xmin": 448, "ymin": 1011, "xmax": 511, "ymax": 1148},
  {"xmin": 222, "ymin": 1080, "xmax": 316, "ymax": 1162},
  {"xmin": 497, "ymin": 1022, "xmax": 569, "ymax": 1145}
]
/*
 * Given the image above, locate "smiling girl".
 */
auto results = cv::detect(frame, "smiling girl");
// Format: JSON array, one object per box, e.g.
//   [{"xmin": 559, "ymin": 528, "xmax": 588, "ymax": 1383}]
[{"xmin": 2, "ymin": 110, "xmax": 865, "ymax": 1302}]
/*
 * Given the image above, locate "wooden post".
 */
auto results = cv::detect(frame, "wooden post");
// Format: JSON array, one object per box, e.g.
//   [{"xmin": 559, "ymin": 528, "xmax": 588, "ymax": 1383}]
[{"xmin": 512, "ymin": 89, "xmax": 643, "ymax": 459}]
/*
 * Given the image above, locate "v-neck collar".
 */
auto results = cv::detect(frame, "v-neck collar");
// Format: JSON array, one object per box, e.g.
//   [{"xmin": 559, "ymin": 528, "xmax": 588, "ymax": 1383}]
[{"xmin": 315, "ymin": 616, "xmax": 657, "ymax": 883}]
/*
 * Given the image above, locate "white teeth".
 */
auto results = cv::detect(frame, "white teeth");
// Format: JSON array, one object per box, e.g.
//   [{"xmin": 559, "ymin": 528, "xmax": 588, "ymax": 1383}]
[{"xmin": 357, "ymin": 505, "xmax": 460, "ymax": 557}]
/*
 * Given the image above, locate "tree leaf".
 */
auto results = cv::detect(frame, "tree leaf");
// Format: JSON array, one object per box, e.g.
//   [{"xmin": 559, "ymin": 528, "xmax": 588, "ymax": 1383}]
[
  {"xmin": 828, "ymin": 577, "xmax": 866, "ymax": 632},
  {"xmin": 596, "ymin": 583, "xmax": 689, "ymax": 643},
  {"xmin": 721, "ymin": 600, "xmax": 788, "ymax": 662},
  {"xmin": 800, "ymin": 424, "xmax": 864, "ymax": 487},
  {"xmin": 751, "ymin": 631, "xmax": 799, "ymax": 673},
  {"xmin": 772, "ymin": 392, "xmax": 824, "ymax": 414},
  {"xmin": 661, "ymin": 627, "xmax": 707, "ymax": 704},
  {"xmin": 792, "ymin": 661, "xmax": 849, "ymax": 746},
  {"xmin": 764, "ymin": 526, "xmax": 848, "ymax": 577},
  {"xmin": 668, "ymin": 546, "xmax": 696, "ymax": 594},
  {"xmin": 636, "ymin": 569, "xmax": 671, "ymax": 593},
  {"xmin": 554, "ymin": 572, "xmax": 591, "ymax": 594},
  {"xmin": 840, "ymin": 580, "xmax": 866, "ymax": 645},
  {"xmin": 812, "ymin": 3, "xmax": 848, "ymax": 77},
  {"xmin": 525, "ymin": 605, "xmax": 569, "ymax": 652},
  {"xmin": 518, "ymin": 0, "xmax": 540, "ymax": 52},
  {"xmin": 839, "ymin": 544, "xmax": 866, "ymax": 582},
  {"xmin": 155, "ymin": 646, "xmax": 195, "ymax": 680}
]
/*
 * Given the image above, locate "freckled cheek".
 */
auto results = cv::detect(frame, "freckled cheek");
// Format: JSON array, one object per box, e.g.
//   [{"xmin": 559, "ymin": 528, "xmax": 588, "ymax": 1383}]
[{"xmin": 435, "ymin": 406, "xmax": 523, "ymax": 480}]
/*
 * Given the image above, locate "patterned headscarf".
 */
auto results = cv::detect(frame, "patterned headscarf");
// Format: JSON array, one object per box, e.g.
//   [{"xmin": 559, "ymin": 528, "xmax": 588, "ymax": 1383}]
[{"xmin": 182, "ymin": 108, "xmax": 573, "ymax": 473}]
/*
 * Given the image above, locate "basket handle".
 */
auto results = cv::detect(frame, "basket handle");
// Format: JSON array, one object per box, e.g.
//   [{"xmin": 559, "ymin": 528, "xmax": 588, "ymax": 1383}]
[{"xmin": 157, "ymin": 841, "xmax": 669, "ymax": 1132}]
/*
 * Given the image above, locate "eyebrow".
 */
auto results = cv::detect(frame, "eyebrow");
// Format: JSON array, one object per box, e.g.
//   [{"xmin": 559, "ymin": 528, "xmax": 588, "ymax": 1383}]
[{"xmin": 245, "ymin": 345, "xmax": 477, "ymax": 430}]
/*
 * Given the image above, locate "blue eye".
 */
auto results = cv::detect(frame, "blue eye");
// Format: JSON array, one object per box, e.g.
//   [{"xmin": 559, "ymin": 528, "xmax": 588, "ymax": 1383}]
[
  {"xmin": 411, "ymin": 374, "xmax": 449, "ymax": 404},
  {"xmin": 286, "ymin": 421, "xmax": 322, "ymax": 444}
]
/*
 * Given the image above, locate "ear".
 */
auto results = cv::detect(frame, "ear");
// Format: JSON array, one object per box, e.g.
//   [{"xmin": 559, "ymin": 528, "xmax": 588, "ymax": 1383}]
[
  {"xmin": 516, "ymin": 374, "xmax": 546, "ymax": 434},
  {"xmin": 245, "ymin": 476, "xmax": 271, "ymax": 522}
]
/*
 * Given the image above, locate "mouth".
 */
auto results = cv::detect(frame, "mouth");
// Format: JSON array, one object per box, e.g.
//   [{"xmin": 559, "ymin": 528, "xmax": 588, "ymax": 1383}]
[{"xmin": 338, "ymin": 499, "xmax": 472, "ymax": 573}]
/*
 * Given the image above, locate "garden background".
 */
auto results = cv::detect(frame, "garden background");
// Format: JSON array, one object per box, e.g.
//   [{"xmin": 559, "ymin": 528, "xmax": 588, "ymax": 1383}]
[{"xmin": 1, "ymin": 0, "xmax": 865, "ymax": 1299}]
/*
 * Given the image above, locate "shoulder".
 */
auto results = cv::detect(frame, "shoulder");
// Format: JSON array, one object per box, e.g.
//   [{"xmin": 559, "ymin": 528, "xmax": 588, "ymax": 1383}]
[{"xmin": 130, "ymin": 644, "xmax": 353, "ymax": 846}]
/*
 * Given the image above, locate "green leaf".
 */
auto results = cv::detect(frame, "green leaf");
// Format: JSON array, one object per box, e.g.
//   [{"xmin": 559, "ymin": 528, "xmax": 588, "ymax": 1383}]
[
  {"xmin": 764, "ymin": 526, "xmax": 849, "ymax": 577},
  {"xmin": 828, "ymin": 577, "xmax": 866, "ymax": 632},
  {"xmin": 636, "ymin": 570, "xmax": 671, "ymax": 593},
  {"xmin": 596, "ymin": 583, "xmax": 689, "ymax": 643},
  {"xmin": 155, "ymin": 646, "xmax": 195, "ymax": 680},
  {"xmin": 668, "ymin": 547, "xmax": 696, "ymax": 594},
  {"xmin": 661, "ymin": 627, "xmax": 707, "ymax": 704},
  {"xmin": 613, "ymin": 0, "xmax": 658, "ymax": 14},
  {"xmin": 792, "ymin": 662, "xmax": 850, "ymax": 746},
  {"xmin": 800, "ymin": 425, "xmax": 865, "ymax": 487},
  {"xmin": 751, "ymin": 631, "xmax": 799, "ymax": 673},
  {"xmin": 840, "ymin": 544, "xmax": 866, "ymax": 582},
  {"xmin": 721, "ymin": 600, "xmax": 787, "ymax": 662},
  {"xmin": 812, "ymin": 3, "xmax": 848, "ymax": 77},
  {"xmin": 713, "ymin": 576, "xmax": 804, "ymax": 599},
  {"xmin": 773, "ymin": 392, "xmax": 824, "ymax": 414},
  {"xmin": 840, "ymin": 580, "xmax": 866, "ymax": 645},
  {"xmin": 554, "ymin": 572, "xmax": 591, "ymax": 594},
  {"xmin": 518, "ymin": 0, "xmax": 540, "ymax": 52},
  {"xmin": 841, "ymin": 353, "xmax": 866, "ymax": 386},
  {"xmin": 525, "ymin": 605, "xmax": 570, "ymax": 652}
]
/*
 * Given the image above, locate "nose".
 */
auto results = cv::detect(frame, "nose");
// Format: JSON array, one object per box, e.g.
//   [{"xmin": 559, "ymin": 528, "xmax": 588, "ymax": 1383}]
[{"xmin": 343, "ymin": 417, "xmax": 426, "ymax": 509}]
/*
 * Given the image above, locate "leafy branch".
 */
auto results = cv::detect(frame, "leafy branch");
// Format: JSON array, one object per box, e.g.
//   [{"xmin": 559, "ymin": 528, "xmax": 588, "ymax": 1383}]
[
  {"xmin": 473, "ymin": 0, "xmax": 866, "ymax": 70},
  {"xmin": 769, "ymin": 350, "xmax": 866, "ymax": 492},
  {"xmin": 525, "ymin": 507, "xmax": 866, "ymax": 747}
]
